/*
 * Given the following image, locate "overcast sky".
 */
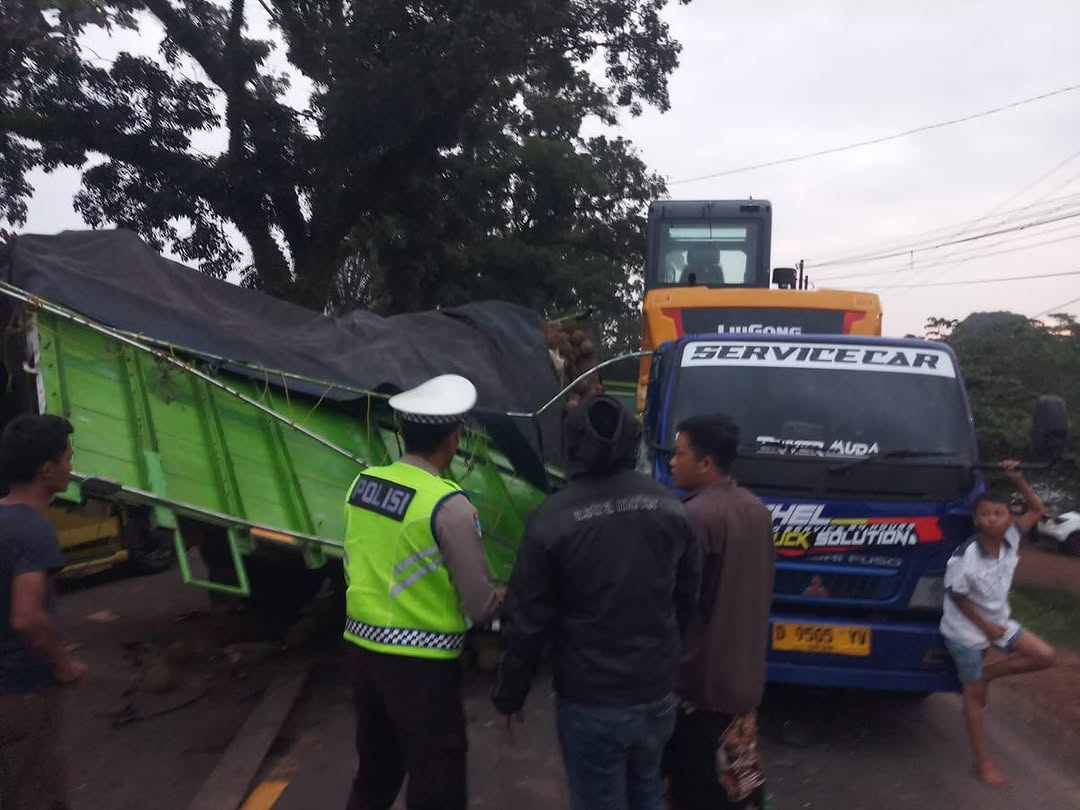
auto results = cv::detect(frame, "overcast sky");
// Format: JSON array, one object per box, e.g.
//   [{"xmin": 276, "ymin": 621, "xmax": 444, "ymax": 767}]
[{"xmin": 12, "ymin": 0, "xmax": 1080, "ymax": 336}]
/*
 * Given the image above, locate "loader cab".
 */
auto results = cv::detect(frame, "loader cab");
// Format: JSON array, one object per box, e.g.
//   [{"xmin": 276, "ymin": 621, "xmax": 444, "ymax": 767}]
[{"xmin": 645, "ymin": 200, "xmax": 773, "ymax": 291}]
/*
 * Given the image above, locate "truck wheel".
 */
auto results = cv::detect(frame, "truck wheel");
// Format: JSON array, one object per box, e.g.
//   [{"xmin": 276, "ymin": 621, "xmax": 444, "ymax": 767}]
[
  {"xmin": 124, "ymin": 516, "xmax": 176, "ymax": 575},
  {"xmin": 245, "ymin": 557, "xmax": 328, "ymax": 634},
  {"xmin": 1065, "ymin": 532, "xmax": 1080, "ymax": 557}
]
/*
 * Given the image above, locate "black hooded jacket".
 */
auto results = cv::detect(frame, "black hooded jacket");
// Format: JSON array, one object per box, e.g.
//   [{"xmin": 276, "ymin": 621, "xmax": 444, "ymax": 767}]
[{"xmin": 492, "ymin": 396, "xmax": 699, "ymax": 713}]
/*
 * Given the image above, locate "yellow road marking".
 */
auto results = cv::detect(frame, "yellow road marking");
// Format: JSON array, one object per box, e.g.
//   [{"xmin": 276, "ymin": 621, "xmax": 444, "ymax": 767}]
[
  {"xmin": 239, "ymin": 780, "xmax": 289, "ymax": 810},
  {"xmin": 239, "ymin": 728, "xmax": 319, "ymax": 809}
]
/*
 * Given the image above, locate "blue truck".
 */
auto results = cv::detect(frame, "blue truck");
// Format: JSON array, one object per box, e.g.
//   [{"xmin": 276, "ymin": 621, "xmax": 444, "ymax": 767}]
[{"xmin": 639, "ymin": 331, "xmax": 1066, "ymax": 693}]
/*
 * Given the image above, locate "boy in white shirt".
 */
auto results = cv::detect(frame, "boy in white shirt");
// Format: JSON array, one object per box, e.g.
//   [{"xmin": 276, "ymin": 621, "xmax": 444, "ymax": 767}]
[{"xmin": 941, "ymin": 460, "xmax": 1056, "ymax": 788}]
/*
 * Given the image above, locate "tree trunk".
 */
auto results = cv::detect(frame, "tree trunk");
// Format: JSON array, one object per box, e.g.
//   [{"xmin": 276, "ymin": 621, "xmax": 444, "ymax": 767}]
[{"xmin": 290, "ymin": 245, "xmax": 342, "ymax": 312}]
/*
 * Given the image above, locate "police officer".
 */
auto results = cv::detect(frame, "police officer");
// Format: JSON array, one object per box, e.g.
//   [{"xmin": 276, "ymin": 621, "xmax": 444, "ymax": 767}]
[{"xmin": 343, "ymin": 375, "xmax": 502, "ymax": 810}]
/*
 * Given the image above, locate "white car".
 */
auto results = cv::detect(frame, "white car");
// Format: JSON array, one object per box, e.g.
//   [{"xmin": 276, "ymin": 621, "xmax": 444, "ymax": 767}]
[{"xmin": 1036, "ymin": 510, "xmax": 1080, "ymax": 555}]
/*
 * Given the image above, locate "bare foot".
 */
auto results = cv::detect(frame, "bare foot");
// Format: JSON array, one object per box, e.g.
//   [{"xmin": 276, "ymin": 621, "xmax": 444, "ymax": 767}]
[{"xmin": 975, "ymin": 761, "xmax": 1011, "ymax": 789}]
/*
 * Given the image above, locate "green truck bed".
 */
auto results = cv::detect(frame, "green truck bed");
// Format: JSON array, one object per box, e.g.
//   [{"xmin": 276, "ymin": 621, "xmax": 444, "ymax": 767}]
[{"xmin": 1, "ymin": 285, "xmax": 558, "ymax": 597}]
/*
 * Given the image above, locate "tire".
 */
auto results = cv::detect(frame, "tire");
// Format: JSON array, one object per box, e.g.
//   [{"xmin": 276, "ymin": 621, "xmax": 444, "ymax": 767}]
[
  {"xmin": 192, "ymin": 524, "xmax": 332, "ymax": 632},
  {"xmin": 1064, "ymin": 532, "xmax": 1080, "ymax": 557},
  {"xmin": 124, "ymin": 515, "xmax": 177, "ymax": 575},
  {"xmin": 245, "ymin": 557, "xmax": 328, "ymax": 633}
]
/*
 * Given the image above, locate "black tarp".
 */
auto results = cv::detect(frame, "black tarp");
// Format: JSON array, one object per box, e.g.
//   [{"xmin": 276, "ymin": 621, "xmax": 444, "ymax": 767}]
[{"xmin": 3, "ymin": 229, "xmax": 564, "ymax": 486}]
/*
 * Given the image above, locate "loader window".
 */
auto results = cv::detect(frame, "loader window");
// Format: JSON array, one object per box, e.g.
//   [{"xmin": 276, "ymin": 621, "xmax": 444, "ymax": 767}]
[{"xmin": 656, "ymin": 222, "xmax": 759, "ymax": 287}]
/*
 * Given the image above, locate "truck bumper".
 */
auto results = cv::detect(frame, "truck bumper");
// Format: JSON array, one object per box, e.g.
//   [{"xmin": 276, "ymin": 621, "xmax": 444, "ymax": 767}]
[{"xmin": 766, "ymin": 613, "xmax": 961, "ymax": 694}]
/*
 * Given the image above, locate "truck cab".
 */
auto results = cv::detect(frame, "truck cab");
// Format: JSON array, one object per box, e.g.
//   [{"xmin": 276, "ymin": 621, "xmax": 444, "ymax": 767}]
[{"xmin": 641, "ymin": 332, "xmax": 982, "ymax": 693}]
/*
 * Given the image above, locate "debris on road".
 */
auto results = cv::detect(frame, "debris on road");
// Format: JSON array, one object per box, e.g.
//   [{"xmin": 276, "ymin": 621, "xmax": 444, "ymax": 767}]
[
  {"xmin": 86, "ymin": 609, "xmax": 120, "ymax": 623},
  {"xmin": 99, "ymin": 690, "xmax": 210, "ymax": 729}
]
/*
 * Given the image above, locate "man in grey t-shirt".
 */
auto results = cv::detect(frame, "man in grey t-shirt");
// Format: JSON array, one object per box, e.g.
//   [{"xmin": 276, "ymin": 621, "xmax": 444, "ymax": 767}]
[{"xmin": 1, "ymin": 414, "xmax": 86, "ymax": 810}]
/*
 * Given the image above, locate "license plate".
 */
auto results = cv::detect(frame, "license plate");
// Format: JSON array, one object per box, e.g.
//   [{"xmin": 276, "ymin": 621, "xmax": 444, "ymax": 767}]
[{"xmin": 772, "ymin": 622, "xmax": 871, "ymax": 656}]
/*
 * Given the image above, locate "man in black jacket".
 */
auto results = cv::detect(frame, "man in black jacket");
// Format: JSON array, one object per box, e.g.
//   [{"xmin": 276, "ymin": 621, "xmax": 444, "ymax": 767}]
[{"xmin": 492, "ymin": 394, "xmax": 699, "ymax": 810}]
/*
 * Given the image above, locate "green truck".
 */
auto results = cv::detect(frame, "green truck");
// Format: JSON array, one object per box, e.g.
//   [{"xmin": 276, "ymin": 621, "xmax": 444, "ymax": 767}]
[{"xmin": 1, "ymin": 230, "xmax": 583, "ymax": 612}]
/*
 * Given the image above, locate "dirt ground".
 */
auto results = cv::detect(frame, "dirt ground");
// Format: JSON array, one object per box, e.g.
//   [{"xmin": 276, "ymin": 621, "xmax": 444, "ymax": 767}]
[
  {"xmin": 995, "ymin": 541, "xmax": 1080, "ymax": 781},
  {"xmin": 1016, "ymin": 539, "xmax": 1080, "ymax": 597}
]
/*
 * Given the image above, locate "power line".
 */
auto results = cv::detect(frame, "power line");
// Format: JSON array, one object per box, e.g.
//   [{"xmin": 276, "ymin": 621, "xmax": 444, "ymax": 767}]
[
  {"xmin": 865, "ymin": 268, "xmax": 1080, "ymax": 290},
  {"xmin": 811, "ymin": 196, "xmax": 1080, "ymax": 270},
  {"xmin": 669, "ymin": 81, "xmax": 1080, "ymax": 185},
  {"xmin": 902, "ymin": 227, "xmax": 1080, "ymax": 273},
  {"xmin": 814, "ymin": 220, "xmax": 1080, "ymax": 281},
  {"xmin": 1040, "ymin": 165, "xmax": 1080, "ymax": 204},
  {"xmin": 808, "ymin": 191, "xmax": 1080, "ymax": 272},
  {"xmin": 884, "ymin": 146, "xmax": 1080, "ymax": 297},
  {"xmin": 1032, "ymin": 293, "xmax": 1080, "ymax": 319},
  {"xmin": 809, "ymin": 209, "xmax": 1080, "ymax": 269},
  {"xmin": 799, "ymin": 150, "xmax": 1080, "ymax": 305},
  {"xmin": 976, "ymin": 147, "xmax": 1080, "ymax": 222},
  {"xmin": 814, "ymin": 227, "xmax": 1080, "ymax": 283}
]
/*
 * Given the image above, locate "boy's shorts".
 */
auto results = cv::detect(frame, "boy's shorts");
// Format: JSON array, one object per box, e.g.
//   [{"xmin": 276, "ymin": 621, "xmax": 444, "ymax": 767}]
[{"xmin": 944, "ymin": 621, "xmax": 1025, "ymax": 683}]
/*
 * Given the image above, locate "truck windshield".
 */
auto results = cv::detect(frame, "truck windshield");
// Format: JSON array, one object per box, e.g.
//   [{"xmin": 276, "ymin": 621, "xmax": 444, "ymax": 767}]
[
  {"xmin": 653, "ymin": 221, "xmax": 762, "ymax": 287},
  {"xmin": 666, "ymin": 340, "xmax": 972, "ymax": 463}
]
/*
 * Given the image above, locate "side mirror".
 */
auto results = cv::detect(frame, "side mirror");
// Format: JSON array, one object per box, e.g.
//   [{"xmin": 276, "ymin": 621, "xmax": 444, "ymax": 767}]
[
  {"xmin": 1031, "ymin": 395, "xmax": 1068, "ymax": 460},
  {"xmin": 642, "ymin": 349, "xmax": 669, "ymax": 453},
  {"xmin": 772, "ymin": 267, "xmax": 797, "ymax": 289},
  {"xmin": 642, "ymin": 385, "xmax": 657, "ymax": 446}
]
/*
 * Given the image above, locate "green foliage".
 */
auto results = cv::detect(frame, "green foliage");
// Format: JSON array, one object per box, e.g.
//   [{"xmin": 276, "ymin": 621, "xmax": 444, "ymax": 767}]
[
  {"xmin": 1010, "ymin": 584, "xmax": 1080, "ymax": 650},
  {"xmin": 1, "ymin": 0, "xmax": 689, "ymax": 345},
  {"xmin": 924, "ymin": 312, "xmax": 1080, "ymax": 493}
]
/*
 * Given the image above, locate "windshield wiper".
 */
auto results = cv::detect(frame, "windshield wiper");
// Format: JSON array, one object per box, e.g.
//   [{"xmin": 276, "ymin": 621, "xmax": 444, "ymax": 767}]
[{"xmin": 829, "ymin": 449, "xmax": 960, "ymax": 474}]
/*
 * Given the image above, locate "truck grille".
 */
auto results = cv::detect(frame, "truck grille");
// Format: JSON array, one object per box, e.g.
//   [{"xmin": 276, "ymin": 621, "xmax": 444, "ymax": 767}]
[{"xmin": 774, "ymin": 569, "xmax": 900, "ymax": 602}]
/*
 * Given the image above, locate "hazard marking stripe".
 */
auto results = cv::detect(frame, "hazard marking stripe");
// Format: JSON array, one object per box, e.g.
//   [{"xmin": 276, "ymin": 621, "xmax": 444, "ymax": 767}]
[{"xmin": 239, "ymin": 781, "xmax": 289, "ymax": 810}]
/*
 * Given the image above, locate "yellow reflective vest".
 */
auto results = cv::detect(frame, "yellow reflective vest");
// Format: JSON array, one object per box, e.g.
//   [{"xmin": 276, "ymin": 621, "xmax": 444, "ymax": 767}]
[{"xmin": 342, "ymin": 461, "xmax": 467, "ymax": 659}]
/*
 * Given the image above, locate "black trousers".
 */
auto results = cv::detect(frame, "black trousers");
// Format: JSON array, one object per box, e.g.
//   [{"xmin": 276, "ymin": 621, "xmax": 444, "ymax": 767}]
[
  {"xmin": 345, "ymin": 645, "xmax": 467, "ymax": 810},
  {"xmin": 664, "ymin": 705, "xmax": 767, "ymax": 810}
]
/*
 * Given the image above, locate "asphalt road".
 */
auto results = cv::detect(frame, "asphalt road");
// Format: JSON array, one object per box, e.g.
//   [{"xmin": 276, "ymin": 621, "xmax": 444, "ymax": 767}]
[
  {"xmin": 258, "ymin": 655, "xmax": 1080, "ymax": 810},
  {"xmin": 54, "ymin": 569, "xmax": 1080, "ymax": 810}
]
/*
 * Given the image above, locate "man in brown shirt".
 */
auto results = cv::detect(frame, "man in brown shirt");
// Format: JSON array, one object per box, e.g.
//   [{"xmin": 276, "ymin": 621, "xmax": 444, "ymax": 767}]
[{"xmin": 664, "ymin": 414, "xmax": 775, "ymax": 810}]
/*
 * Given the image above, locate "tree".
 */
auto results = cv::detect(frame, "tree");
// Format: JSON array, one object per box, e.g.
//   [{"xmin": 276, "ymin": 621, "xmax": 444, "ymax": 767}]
[
  {"xmin": 1, "ymin": 0, "xmax": 689, "ymax": 343},
  {"xmin": 922, "ymin": 316, "xmax": 958, "ymax": 342},
  {"xmin": 924, "ymin": 311, "xmax": 1080, "ymax": 499}
]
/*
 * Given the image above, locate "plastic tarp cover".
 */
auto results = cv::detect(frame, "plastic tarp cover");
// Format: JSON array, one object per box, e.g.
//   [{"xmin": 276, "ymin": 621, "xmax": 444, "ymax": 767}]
[{"xmin": 3, "ymin": 229, "xmax": 564, "ymax": 484}]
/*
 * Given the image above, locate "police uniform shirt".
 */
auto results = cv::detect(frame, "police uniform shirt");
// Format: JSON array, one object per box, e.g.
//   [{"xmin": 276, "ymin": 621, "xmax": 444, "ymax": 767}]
[{"xmin": 400, "ymin": 453, "xmax": 500, "ymax": 626}]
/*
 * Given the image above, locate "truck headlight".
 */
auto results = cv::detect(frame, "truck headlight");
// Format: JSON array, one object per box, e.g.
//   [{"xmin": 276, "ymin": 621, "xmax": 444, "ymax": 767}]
[{"xmin": 908, "ymin": 576, "xmax": 946, "ymax": 610}]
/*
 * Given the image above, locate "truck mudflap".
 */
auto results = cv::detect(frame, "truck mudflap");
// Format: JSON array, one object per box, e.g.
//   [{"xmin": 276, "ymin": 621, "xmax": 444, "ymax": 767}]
[{"xmin": 767, "ymin": 612, "xmax": 960, "ymax": 693}]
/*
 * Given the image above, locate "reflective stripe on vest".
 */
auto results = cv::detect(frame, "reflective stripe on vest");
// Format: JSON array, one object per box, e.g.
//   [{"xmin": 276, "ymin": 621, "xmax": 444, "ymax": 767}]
[
  {"xmin": 342, "ymin": 461, "xmax": 467, "ymax": 660},
  {"xmin": 390, "ymin": 546, "xmax": 444, "ymax": 596},
  {"xmin": 343, "ymin": 618, "xmax": 465, "ymax": 653}
]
